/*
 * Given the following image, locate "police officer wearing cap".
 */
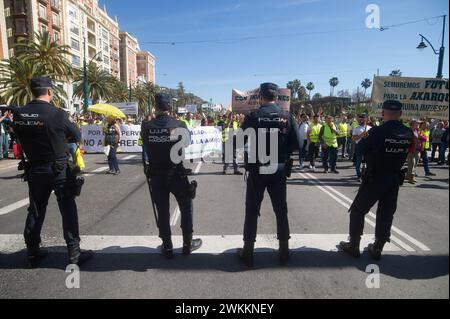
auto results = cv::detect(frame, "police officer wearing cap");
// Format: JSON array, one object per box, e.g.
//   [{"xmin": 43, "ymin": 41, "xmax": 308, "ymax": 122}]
[
  {"xmin": 238, "ymin": 83, "xmax": 299, "ymax": 267},
  {"xmin": 12, "ymin": 77, "xmax": 93, "ymax": 268},
  {"xmin": 141, "ymin": 93, "xmax": 202, "ymax": 259},
  {"xmin": 339, "ymin": 100, "xmax": 414, "ymax": 260}
]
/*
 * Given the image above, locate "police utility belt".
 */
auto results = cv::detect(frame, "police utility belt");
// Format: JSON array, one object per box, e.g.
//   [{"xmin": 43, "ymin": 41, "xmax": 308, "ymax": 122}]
[
  {"xmin": 145, "ymin": 164, "xmax": 197, "ymax": 199},
  {"xmin": 19, "ymin": 158, "xmax": 85, "ymax": 197}
]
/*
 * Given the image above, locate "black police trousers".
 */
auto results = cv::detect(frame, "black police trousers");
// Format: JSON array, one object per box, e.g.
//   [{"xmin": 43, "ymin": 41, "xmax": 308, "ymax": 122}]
[
  {"xmin": 150, "ymin": 174, "xmax": 193, "ymax": 243},
  {"xmin": 244, "ymin": 165, "xmax": 290, "ymax": 242},
  {"xmin": 24, "ymin": 163, "xmax": 80, "ymax": 249},
  {"xmin": 349, "ymin": 175, "xmax": 400, "ymax": 243}
]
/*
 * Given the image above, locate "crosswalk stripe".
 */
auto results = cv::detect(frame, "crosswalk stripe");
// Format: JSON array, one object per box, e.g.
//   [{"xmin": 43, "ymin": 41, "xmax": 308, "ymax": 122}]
[{"xmin": 0, "ymin": 234, "xmax": 401, "ymax": 254}]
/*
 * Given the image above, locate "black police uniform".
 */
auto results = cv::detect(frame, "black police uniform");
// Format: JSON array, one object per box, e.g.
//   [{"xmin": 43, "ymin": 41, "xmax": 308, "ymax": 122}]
[
  {"xmin": 340, "ymin": 101, "xmax": 414, "ymax": 260},
  {"xmin": 141, "ymin": 105, "xmax": 201, "ymax": 258},
  {"xmin": 12, "ymin": 78, "xmax": 88, "ymax": 266},
  {"xmin": 239, "ymin": 85, "xmax": 298, "ymax": 266}
]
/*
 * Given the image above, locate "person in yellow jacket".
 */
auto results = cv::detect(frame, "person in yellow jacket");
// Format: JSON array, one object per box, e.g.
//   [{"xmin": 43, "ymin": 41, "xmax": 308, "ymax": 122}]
[
  {"xmin": 319, "ymin": 115, "xmax": 340, "ymax": 174},
  {"xmin": 221, "ymin": 113, "xmax": 242, "ymax": 175},
  {"xmin": 419, "ymin": 121, "xmax": 436, "ymax": 177},
  {"xmin": 337, "ymin": 115, "xmax": 349, "ymax": 158},
  {"xmin": 307, "ymin": 114, "xmax": 322, "ymax": 172}
]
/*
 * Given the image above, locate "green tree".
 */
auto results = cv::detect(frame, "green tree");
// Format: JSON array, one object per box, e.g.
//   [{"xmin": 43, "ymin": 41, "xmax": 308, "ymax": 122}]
[
  {"xmin": 14, "ymin": 31, "xmax": 74, "ymax": 81},
  {"xmin": 287, "ymin": 79, "xmax": 301, "ymax": 100},
  {"xmin": 361, "ymin": 78, "xmax": 373, "ymax": 100},
  {"xmin": 73, "ymin": 62, "xmax": 116, "ymax": 104},
  {"xmin": 329, "ymin": 77, "xmax": 339, "ymax": 96},
  {"xmin": 306, "ymin": 82, "xmax": 315, "ymax": 100},
  {"xmin": 312, "ymin": 93, "xmax": 322, "ymax": 100},
  {"xmin": 0, "ymin": 56, "xmax": 67, "ymax": 106},
  {"xmin": 0, "ymin": 31, "xmax": 73, "ymax": 106},
  {"xmin": 107, "ymin": 77, "xmax": 129, "ymax": 103}
]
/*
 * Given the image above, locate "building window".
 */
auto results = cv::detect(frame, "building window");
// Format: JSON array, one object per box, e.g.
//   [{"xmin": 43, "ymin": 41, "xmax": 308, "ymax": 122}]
[
  {"xmin": 68, "ymin": 4, "xmax": 77, "ymax": 20},
  {"xmin": 15, "ymin": 19, "xmax": 27, "ymax": 34},
  {"xmin": 41, "ymin": 24, "xmax": 48, "ymax": 33},
  {"xmin": 52, "ymin": 12, "xmax": 60, "ymax": 27},
  {"xmin": 71, "ymin": 38, "xmax": 80, "ymax": 51},
  {"xmin": 38, "ymin": 4, "xmax": 47, "ymax": 20},
  {"xmin": 72, "ymin": 55, "xmax": 81, "ymax": 67},
  {"xmin": 54, "ymin": 31, "xmax": 60, "ymax": 43},
  {"xmin": 70, "ymin": 22, "xmax": 79, "ymax": 35}
]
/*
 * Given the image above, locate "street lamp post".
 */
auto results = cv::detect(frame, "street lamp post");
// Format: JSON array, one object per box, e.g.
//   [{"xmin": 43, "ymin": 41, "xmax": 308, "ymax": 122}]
[
  {"xmin": 83, "ymin": 37, "xmax": 103, "ymax": 113},
  {"xmin": 417, "ymin": 15, "xmax": 447, "ymax": 79}
]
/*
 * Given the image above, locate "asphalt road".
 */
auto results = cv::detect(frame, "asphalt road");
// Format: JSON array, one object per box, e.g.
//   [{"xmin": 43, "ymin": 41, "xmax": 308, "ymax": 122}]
[{"xmin": 0, "ymin": 152, "xmax": 448, "ymax": 299}]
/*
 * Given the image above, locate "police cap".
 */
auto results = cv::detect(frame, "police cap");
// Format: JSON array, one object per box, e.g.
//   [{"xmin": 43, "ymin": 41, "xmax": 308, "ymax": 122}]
[
  {"xmin": 30, "ymin": 77, "xmax": 53, "ymax": 90},
  {"xmin": 382, "ymin": 100, "xmax": 403, "ymax": 111},
  {"xmin": 260, "ymin": 83, "xmax": 279, "ymax": 100},
  {"xmin": 155, "ymin": 93, "xmax": 171, "ymax": 111}
]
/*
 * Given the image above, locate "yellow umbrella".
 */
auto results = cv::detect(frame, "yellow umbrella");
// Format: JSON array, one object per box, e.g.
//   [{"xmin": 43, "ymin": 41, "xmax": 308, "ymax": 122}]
[{"xmin": 87, "ymin": 104, "xmax": 126, "ymax": 119}]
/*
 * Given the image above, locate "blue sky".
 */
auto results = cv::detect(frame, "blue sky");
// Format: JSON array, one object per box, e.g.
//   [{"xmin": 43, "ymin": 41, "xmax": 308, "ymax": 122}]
[{"xmin": 99, "ymin": 0, "xmax": 449, "ymax": 105}]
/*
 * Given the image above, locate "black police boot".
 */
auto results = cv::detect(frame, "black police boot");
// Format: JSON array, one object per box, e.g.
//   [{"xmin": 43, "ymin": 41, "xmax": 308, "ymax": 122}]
[
  {"xmin": 237, "ymin": 241, "xmax": 254, "ymax": 268},
  {"xmin": 279, "ymin": 240, "xmax": 290, "ymax": 266},
  {"xmin": 26, "ymin": 245, "xmax": 49, "ymax": 269},
  {"xmin": 68, "ymin": 246, "xmax": 94, "ymax": 266},
  {"xmin": 339, "ymin": 237, "xmax": 361, "ymax": 258},
  {"xmin": 368, "ymin": 240, "xmax": 386, "ymax": 261},
  {"xmin": 182, "ymin": 235, "xmax": 203, "ymax": 255},
  {"xmin": 161, "ymin": 240, "xmax": 174, "ymax": 260}
]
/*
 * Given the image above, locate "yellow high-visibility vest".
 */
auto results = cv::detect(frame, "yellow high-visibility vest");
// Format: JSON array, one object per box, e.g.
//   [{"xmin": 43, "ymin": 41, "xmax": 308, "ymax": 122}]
[
  {"xmin": 323, "ymin": 124, "xmax": 338, "ymax": 148},
  {"xmin": 421, "ymin": 129, "xmax": 430, "ymax": 150},
  {"xmin": 309, "ymin": 123, "xmax": 322, "ymax": 143},
  {"xmin": 338, "ymin": 123, "xmax": 348, "ymax": 138}
]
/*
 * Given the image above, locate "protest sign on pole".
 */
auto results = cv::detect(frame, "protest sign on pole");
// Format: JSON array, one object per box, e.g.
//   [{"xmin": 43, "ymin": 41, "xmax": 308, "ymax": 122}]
[
  {"xmin": 185, "ymin": 126, "xmax": 223, "ymax": 160},
  {"xmin": 110, "ymin": 102, "xmax": 139, "ymax": 116},
  {"xmin": 231, "ymin": 88, "xmax": 291, "ymax": 113},
  {"xmin": 371, "ymin": 76, "xmax": 449, "ymax": 120}
]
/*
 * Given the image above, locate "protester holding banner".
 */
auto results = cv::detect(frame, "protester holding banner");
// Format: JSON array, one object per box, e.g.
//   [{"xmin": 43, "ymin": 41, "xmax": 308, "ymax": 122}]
[{"xmin": 104, "ymin": 117, "xmax": 122, "ymax": 175}]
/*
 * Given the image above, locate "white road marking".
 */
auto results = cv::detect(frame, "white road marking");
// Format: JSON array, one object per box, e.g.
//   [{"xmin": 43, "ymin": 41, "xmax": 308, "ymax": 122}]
[
  {"xmin": 170, "ymin": 162, "xmax": 203, "ymax": 226},
  {"xmin": 122, "ymin": 155, "xmax": 138, "ymax": 160},
  {"xmin": 299, "ymin": 172, "xmax": 429, "ymax": 252},
  {"xmin": 0, "ymin": 166, "xmax": 109, "ymax": 216},
  {"xmin": 0, "ymin": 234, "xmax": 401, "ymax": 254},
  {"xmin": 83, "ymin": 166, "xmax": 110, "ymax": 177},
  {"xmin": 0, "ymin": 163, "xmax": 19, "ymax": 171},
  {"xmin": 0, "ymin": 198, "xmax": 30, "ymax": 216}
]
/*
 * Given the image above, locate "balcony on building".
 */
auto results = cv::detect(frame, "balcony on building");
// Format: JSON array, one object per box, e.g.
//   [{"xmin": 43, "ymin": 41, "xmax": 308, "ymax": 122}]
[
  {"xmin": 86, "ymin": 18, "xmax": 96, "ymax": 34},
  {"xmin": 12, "ymin": 0, "xmax": 27, "ymax": 17},
  {"xmin": 87, "ymin": 33, "xmax": 96, "ymax": 48},
  {"xmin": 50, "ymin": 0, "xmax": 61, "ymax": 12}
]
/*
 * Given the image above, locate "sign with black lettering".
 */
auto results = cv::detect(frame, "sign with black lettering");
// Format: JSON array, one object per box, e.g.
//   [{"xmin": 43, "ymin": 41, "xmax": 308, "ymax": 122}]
[{"xmin": 372, "ymin": 76, "xmax": 449, "ymax": 120}]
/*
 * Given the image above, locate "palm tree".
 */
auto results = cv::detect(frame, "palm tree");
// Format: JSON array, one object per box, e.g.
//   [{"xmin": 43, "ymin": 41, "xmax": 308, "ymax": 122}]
[
  {"xmin": 73, "ymin": 62, "xmax": 116, "ymax": 104},
  {"xmin": 390, "ymin": 70, "xmax": 402, "ymax": 77},
  {"xmin": 14, "ymin": 31, "xmax": 74, "ymax": 81},
  {"xmin": 107, "ymin": 77, "xmax": 129, "ymax": 103},
  {"xmin": 0, "ymin": 56, "xmax": 67, "ymax": 106},
  {"xmin": 287, "ymin": 79, "xmax": 301, "ymax": 100},
  {"xmin": 361, "ymin": 78, "xmax": 373, "ymax": 100},
  {"xmin": 312, "ymin": 93, "xmax": 322, "ymax": 100},
  {"xmin": 329, "ymin": 77, "xmax": 339, "ymax": 96},
  {"xmin": 306, "ymin": 82, "xmax": 315, "ymax": 100}
]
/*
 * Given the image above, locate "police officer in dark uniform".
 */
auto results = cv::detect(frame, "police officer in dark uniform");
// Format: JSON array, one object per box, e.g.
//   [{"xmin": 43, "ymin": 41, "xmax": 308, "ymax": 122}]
[
  {"xmin": 238, "ymin": 83, "xmax": 299, "ymax": 267},
  {"xmin": 339, "ymin": 100, "xmax": 414, "ymax": 260},
  {"xmin": 12, "ymin": 77, "xmax": 93, "ymax": 268},
  {"xmin": 141, "ymin": 93, "xmax": 202, "ymax": 259}
]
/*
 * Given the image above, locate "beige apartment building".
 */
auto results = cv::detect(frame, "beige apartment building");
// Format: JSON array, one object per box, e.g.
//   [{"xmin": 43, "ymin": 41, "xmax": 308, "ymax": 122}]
[{"xmin": 137, "ymin": 50, "xmax": 155, "ymax": 84}]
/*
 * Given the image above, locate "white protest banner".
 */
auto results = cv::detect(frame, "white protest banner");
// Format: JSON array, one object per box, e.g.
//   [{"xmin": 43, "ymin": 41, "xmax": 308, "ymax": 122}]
[
  {"xmin": 81, "ymin": 124, "xmax": 141, "ymax": 153},
  {"xmin": 110, "ymin": 102, "xmax": 139, "ymax": 116},
  {"xmin": 371, "ymin": 76, "xmax": 449, "ymax": 120},
  {"xmin": 232, "ymin": 88, "xmax": 291, "ymax": 113},
  {"xmin": 185, "ymin": 126, "xmax": 223, "ymax": 160},
  {"xmin": 186, "ymin": 104, "xmax": 198, "ymax": 113}
]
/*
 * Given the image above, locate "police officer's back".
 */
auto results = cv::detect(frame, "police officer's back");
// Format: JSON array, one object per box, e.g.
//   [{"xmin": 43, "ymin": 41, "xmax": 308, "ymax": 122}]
[
  {"xmin": 12, "ymin": 77, "xmax": 93, "ymax": 268},
  {"xmin": 339, "ymin": 100, "xmax": 414, "ymax": 260},
  {"xmin": 238, "ymin": 83, "xmax": 299, "ymax": 267},
  {"xmin": 141, "ymin": 93, "xmax": 202, "ymax": 259}
]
